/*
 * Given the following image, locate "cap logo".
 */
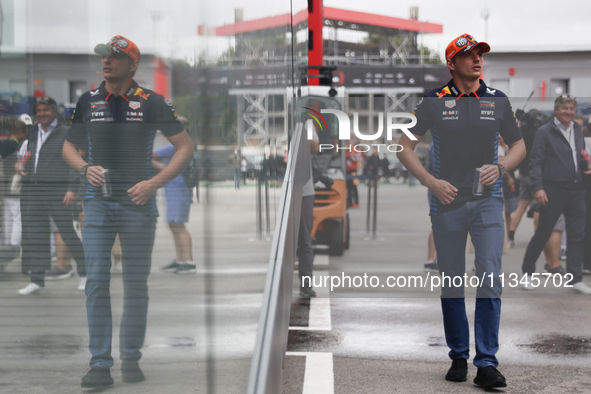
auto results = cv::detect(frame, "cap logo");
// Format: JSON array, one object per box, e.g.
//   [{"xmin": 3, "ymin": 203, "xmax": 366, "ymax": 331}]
[
  {"xmin": 116, "ymin": 39, "xmax": 129, "ymax": 48},
  {"xmin": 456, "ymin": 37, "xmax": 468, "ymax": 47}
]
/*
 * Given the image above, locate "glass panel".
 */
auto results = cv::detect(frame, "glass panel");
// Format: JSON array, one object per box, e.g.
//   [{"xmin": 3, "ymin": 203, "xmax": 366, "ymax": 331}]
[{"xmin": 0, "ymin": 0, "xmax": 298, "ymax": 392}]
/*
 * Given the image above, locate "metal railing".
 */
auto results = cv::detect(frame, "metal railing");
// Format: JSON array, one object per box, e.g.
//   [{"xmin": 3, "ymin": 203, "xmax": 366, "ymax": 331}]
[{"xmin": 247, "ymin": 122, "xmax": 310, "ymax": 394}]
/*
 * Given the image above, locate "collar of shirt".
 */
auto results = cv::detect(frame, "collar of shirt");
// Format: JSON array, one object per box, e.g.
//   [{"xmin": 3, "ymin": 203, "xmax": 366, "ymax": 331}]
[
  {"xmin": 34, "ymin": 118, "xmax": 58, "ymax": 174},
  {"xmin": 38, "ymin": 118, "xmax": 58, "ymax": 140},
  {"xmin": 99, "ymin": 80, "xmax": 140, "ymax": 102},
  {"xmin": 553, "ymin": 116, "xmax": 574, "ymax": 134},
  {"xmin": 444, "ymin": 78, "xmax": 487, "ymax": 99}
]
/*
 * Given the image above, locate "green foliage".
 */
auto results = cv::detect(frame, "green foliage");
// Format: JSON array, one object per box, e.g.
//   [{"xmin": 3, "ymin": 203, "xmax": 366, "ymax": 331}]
[
  {"xmin": 172, "ymin": 93, "xmax": 237, "ymax": 145},
  {"xmin": 418, "ymin": 45, "xmax": 443, "ymax": 65}
]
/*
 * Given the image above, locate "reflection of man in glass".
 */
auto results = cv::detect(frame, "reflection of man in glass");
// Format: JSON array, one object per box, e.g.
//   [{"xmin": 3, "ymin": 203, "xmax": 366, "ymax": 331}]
[
  {"xmin": 398, "ymin": 34, "xmax": 525, "ymax": 389},
  {"xmin": 62, "ymin": 35, "xmax": 193, "ymax": 388}
]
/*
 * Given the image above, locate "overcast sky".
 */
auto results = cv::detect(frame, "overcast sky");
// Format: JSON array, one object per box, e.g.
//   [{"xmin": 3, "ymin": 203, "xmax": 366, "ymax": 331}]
[
  {"xmin": 167, "ymin": 0, "xmax": 591, "ymax": 61},
  {"xmin": 5, "ymin": 0, "xmax": 591, "ymax": 61}
]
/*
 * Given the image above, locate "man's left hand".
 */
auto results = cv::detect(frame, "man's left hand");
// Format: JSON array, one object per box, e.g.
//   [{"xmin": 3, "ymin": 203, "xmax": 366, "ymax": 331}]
[
  {"xmin": 63, "ymin": 191, "xmax": 76, "ymax": 206},
  {"xmin": 480, "ymin": 164, "xmax": 501, "ymax": 186},
  {"xmin": 584, "ymin": 166, "xmax": 591, "ymax": 175},
  {"xmin": 128, "ymin": 180, "xmax": 158, "ymax": 205}
]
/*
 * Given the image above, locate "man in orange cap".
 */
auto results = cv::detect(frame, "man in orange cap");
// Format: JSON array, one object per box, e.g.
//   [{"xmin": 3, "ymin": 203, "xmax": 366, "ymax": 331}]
[
  {"xmin": 63, "ymin": 35, "xmax": 193, "ymax": 388},
  {"xmin": 398, "ymin": 34, "xmax": 525, "ymax": 388}
]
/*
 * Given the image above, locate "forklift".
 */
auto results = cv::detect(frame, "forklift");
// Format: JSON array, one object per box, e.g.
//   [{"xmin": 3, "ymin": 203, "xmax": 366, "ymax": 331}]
[{"xmin": 292, "ymin": 84, "xmax": 349, "ymax": 256}]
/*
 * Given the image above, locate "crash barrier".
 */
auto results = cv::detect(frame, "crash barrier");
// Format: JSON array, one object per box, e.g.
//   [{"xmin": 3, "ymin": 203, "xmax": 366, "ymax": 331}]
[{"xmin": 247, "ymin": 122, "xmax": 310, "ymax": 394}]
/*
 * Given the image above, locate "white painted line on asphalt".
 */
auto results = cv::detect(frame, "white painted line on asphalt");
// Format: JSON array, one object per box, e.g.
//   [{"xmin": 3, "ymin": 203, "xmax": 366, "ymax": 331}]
[
  {"xmin": 313, "ymin": 270, "xmax": 331, "ymax": 297},
  {"xmin": 296, "ymin": 254, "xmax": 329, "ymax": 266},
  {"xmin": 192, "ymin": 267, "xmax": 268, "ymax": 275},
  {"xmin": 285, "ymin": 352, "xmax": 335, "ymax": 394},
  {"xmin": 315, "ymin": 255, "xmax": 330, "ymax": 266},
  {"xmin": 287, "ymin": 262, "xmax": 334, "ymax": 394},
  {"xmin": 290, "ymin": 270, "xmax": 332, "ymax": 330},
  {"xmin": 303, "ymin": 352, "xmax": 334, "ymax": 394},
  {"xmin": 309, "ymin": 297, "xmax": 332, "ymax": 330},
  {"xmin": 288, "ymin": 326, "xmax": 330, "ymax": 331}
]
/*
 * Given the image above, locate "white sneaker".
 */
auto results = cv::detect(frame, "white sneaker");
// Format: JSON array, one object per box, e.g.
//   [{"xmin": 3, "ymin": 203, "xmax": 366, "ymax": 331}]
[
  {"xmin": 521, "ymin": 274, "xmax": 536, "ymax": 291},
  {"xmin": 572, "ymin": 282, "xmax": 591, "ymax": 295},
  {"xmin": 18, "ymin": 282, "xmax": 45, "ymax": 295},
  {"xmin": 78, "ymin": 276, "xmax": 87, "ymax": 291}
]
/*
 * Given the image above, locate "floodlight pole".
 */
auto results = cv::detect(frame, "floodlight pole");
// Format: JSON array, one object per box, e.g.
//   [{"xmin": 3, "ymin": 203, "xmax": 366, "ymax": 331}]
[{"xmin": 481, "ymin": 8, "xmax": 490, "ymax": 42}]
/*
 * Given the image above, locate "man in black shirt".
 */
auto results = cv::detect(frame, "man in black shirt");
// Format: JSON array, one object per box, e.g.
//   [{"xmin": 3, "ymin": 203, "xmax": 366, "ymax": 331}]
[{"xmin": 63, "ymin": 35, "xmax": 193, "ymax": 388}]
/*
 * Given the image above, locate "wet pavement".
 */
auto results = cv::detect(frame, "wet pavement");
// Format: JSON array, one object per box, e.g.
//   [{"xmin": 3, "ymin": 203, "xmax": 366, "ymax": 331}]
[
  {"xmin": 3, "ymin": 179, "xmax": 591, "ymax": 393},
  {"xmin": 0, "ymin": 184, "xmax": 270, "ymax": 393},
  {"xmin": 283, "ymin": 182, "xmax": 591, "ymax": 393}
]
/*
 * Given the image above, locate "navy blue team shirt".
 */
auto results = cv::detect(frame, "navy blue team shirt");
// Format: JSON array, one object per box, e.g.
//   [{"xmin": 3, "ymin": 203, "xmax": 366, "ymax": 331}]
[
  {"xmin": 66, "ymin": 81, "xmax": 184, "ymax": 216},
  {"xmin": 411, "ymin": 78, "xmax": 522, "ymax": 215}
]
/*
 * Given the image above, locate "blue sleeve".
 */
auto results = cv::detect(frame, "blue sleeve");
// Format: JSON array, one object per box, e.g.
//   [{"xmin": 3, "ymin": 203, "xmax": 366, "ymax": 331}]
[{"xmin": 154, "ymin": 144, "xmax": 176, "ymax": 160}]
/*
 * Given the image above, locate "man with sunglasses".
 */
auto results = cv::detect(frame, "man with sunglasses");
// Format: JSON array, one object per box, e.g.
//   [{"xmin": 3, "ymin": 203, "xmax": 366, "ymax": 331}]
[
  {"xmin": 63, "ymin": 35, "xmax": 193, "ymax": 388},
  {"xmin": 398, "ymin": 34, "xmax": 525, "ymax": 388},
  {"xmin": 521, "ymin": 94, "xmax": 591, "ymax": 293}
]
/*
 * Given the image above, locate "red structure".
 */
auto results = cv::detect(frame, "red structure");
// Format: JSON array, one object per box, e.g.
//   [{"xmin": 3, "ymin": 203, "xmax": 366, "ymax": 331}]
[
  {"xmin": 198, "ymin": 6, "xmax": 443, "ymax": 68},
  {"xmin": 198, "ymin": 7, "xmax": 442, "ymax": 37},
  {"xmin": 308, "ymin": 0, "xmax": 324, "ymax": 85},
  {"xmin": 153, "ymin": 57, "xmax": 170, "ymax": 99}
]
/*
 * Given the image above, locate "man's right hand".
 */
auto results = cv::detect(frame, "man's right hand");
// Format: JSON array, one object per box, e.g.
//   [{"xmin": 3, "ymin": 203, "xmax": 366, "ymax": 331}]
[
  {"xmin": 534, "ymin": 189, "xmax": 548, "ymax": 206},
  {"xmin": 429, "ymin": 179, "xmax": 458, "ymax": 205},
  {"xmin": 15, "ymin": 162, "xmax": 28, "ymax": 176},
  {"xmin": 85, "ymin": 166, "xmax": 106, "ymax": 187}
]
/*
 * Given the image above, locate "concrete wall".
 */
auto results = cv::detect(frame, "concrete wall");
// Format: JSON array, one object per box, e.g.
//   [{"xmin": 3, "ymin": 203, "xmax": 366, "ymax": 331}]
[{"xmin": 484, "ymin": 51, "xmax": 591, "ymax": 111}]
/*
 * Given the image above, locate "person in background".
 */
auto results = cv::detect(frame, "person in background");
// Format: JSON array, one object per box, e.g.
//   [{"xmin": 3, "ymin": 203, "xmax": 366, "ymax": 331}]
[
  {"xmin": 240, "ymin": 156, "xmax": 248, "ymax": 185},
  {"xmin": 155, "ymin": 116, "xmax": 195, "ymax": 274},
  {"xmin": 298, "ymin": 120, "xmax": 319, "ymax": 298},
  {"xmin": 17, "ymin": 97, "xmax": 86, "ymax": 295},
  {"xmin": 2, "ymin": 119, "xmax": 30, "ymax": 247},
  {"xmin": 582, "ymin": 119, "xmax": 591, "ymax": 275},
  {"xmin": 345, "ymin": 142, "xmax": 361, "ymax": 208},
  {"xmin": 365, "ymin": 148, "xmax": 381, "ymax": 182},
  {"xmin": 230, "ymin": 149, "xmax": 240, "ymax": 189},
  {"xmin": 521, "ymin": 94, "xmax": 591, "ymax": 293},
  {"xmin": 380, "ymin": 153, "xmax": 390, "ymax": 182}
]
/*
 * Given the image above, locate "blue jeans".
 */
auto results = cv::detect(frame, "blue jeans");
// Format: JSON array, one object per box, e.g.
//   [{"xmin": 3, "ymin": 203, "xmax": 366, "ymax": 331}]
[
  {"xmin": 83, "ymin": 199, "xmax": 156, "ymax": 369},
  {"xmin": 431, "ymin": 197, "xmax": 504, "ymax": 368},
  {"xmin": 234, "ymin": 169, "xmax": 240, "ymax": 189}
]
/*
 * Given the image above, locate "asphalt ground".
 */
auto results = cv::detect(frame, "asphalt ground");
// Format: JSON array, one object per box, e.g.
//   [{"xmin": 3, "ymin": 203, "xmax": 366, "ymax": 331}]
[
  {"xmin": 2, "ymin": 179, "xmax": 591, "ymax": 394},
  {"xmin": 0, "ymin": 183, "xmax": 270, "ymax": 394},
  {"xmin": 284, "ymin": 181, "xmax": 591, "ymax": 394}
]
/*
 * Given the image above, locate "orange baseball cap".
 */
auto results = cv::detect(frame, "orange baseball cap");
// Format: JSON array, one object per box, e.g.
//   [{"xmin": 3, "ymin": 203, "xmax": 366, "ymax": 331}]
[
  {"xmin": 94, "ymin": 35, "xmax": 140, "ymax": 62},
  {"xmin": 445, "ymin": 34, "xmax": 490, "ymax": 62}
]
